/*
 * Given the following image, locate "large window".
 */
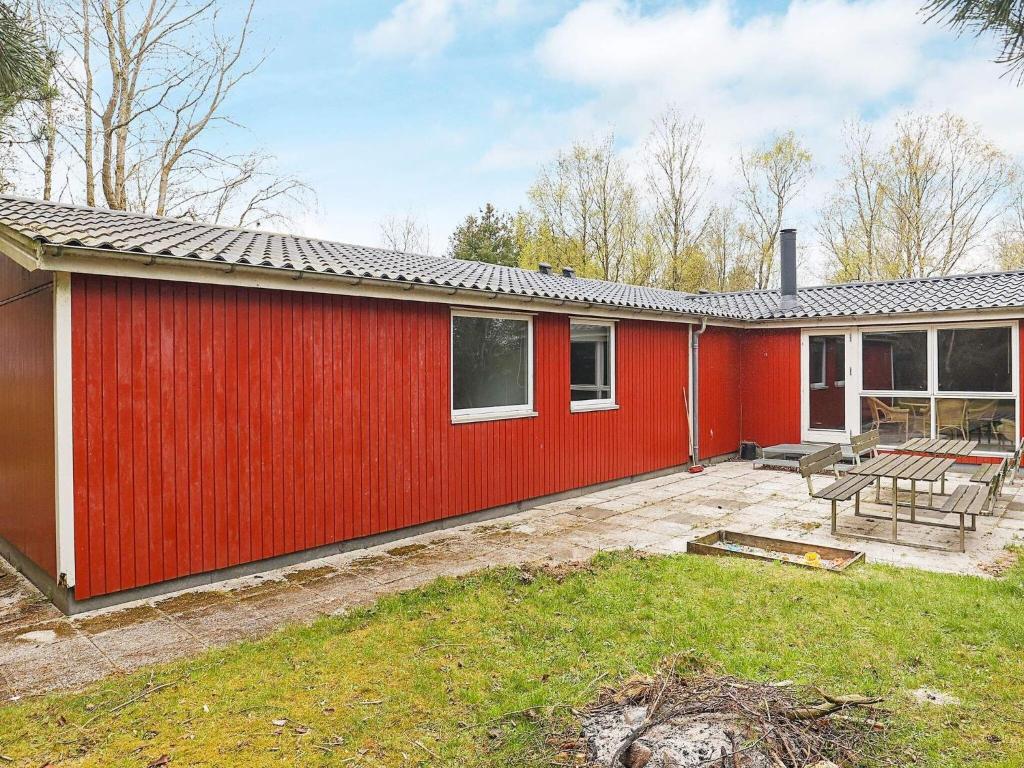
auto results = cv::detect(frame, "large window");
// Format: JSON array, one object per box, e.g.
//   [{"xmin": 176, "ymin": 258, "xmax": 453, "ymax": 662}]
[
  {"xmin": 570, "ymin": 320, "xmax": 615, "ymax": 410},
  {"xmin": 859, "ymin": 323, "xmax": 1017, "ymax": 451},
  {"xmin": 862, "ymin": 331, "xmax": 927, "ymax": 391},
  {"xmin": 451, "ymin": 311, "xmax": 533, "ymax": 422},
  {"xmin": 937, "ymin": 327, "xmax": 1012, "ymax": 393}
]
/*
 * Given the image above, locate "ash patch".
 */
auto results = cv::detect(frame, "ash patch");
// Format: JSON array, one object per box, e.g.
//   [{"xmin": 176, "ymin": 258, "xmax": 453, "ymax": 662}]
[
  {"xmin": 563, "ymin": 658, "xmax": 886, "ymax": 768},
  {"xmin": 583, "ymin": 705, "xmax": 770, "ymax": 767}
]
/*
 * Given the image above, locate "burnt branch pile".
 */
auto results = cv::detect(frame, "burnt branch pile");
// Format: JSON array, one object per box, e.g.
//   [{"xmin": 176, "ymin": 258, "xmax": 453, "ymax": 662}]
[{"xmin": 560, "ymin": 659, "xmax": 888, "ymax": 768}]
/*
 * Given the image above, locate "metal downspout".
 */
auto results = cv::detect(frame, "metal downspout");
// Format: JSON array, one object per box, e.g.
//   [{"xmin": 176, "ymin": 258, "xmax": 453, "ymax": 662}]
[{"xmin": 690, "ymin": 317, "xmax": 708, "ymax": 464}]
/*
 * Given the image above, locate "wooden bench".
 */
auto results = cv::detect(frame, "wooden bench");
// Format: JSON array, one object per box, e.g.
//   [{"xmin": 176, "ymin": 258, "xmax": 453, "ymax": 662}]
[
  {"xmin": 798, "ymin": 444, "xmax": 876, "ymax": 535},
  {"xmin": 1006, "ymin": 438, "xmax": 1024, "ymax": 485},
  {"xmin": 939, "ymin": 484, "xmax": 987, "ymax": 552},
  {"xmin": 849, "ymin": 428, "xmax": 880, "ymax": 464},
  {"xmin": 969, "ymin": 458, "xmax": 1007, "ymax": 512}
]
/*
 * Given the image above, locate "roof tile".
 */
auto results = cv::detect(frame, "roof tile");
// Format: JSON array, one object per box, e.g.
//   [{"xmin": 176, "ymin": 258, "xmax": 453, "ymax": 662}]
[{"xmin": 2, "ymin": 196, "xmax": 1024, "ymax": 321}]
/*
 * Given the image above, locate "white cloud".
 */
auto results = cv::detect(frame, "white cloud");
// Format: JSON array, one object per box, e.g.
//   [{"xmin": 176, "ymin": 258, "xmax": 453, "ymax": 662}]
[
  {"xmin": 476, "ymin": 0, "xmax": 1014, "ymax": 275},
  {"xmin": 355, "ymin": 0, "xmax": 458, "ymax": 61},
  {"xmin": 530, "ymin": 0, "xmax": 952, "ymax": 154},
  {"xmin": 355, "ymin": 0, "xmax": 540, "ymax": 61}
]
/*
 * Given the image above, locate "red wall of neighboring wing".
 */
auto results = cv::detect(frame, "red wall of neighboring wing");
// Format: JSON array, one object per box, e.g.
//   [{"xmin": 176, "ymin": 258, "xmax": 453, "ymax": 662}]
[
  {"xmin": 0, "ymin": 258, "xmax": 56, "ymax": 577},
  {"xmin": 697, "ymin": 326, "xmax": 802, "ymax": 459},
  {"xmin": 740, "ymin": 328, "xmax": 802, "ymax": 447},
  {"xmin": 697, "ymin": 326, "xmax": 743, "ymax": 459},
  {"xmin": 70, "ymin": 275, "xmax": 691, "ymax": 599}
]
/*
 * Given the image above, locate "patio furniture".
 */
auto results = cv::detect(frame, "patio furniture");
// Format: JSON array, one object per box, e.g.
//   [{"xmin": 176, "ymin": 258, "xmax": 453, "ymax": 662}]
[
  {"xmin": 894, "ymin": 437, "xmax": 979, "ymax": 500},
  {"xmin": 797, "ymin": 444, "xmax": 875, "ymax": 538},
  {"xmin": 755, "ymin": 438, "xmax": 867, "ymax": 470},
  {"xmin": 848, "ymin": 428, "xmax": 880, "ymax": 465},
  {"xmin": 867, "ymin": 397, "xmax": 910, "ymax": 442},
  {"xmin": 1008, "ymin": 438, "xmax": 1024, "ymax": 484},
  {"xmin": 896, "ymin": 437, "xmax": 978, "ymax": 456},
  {"xmin": 995, "ymin": 419, "xmax": 1016, "ymax": 448},
  {"xmin": 969, "ymin": 459, "xmax": 1007, "ymax": 512},
  {"xmin": 936, "ymin": 399, "xmax": 968, "ymax": 440},
  {"xmin": 966, "ymin": 400, "xmax": 998, "ymax": 442},
  {"xmin": 846, "ymin": 453, "xmax": 971, "ymax": 552}
]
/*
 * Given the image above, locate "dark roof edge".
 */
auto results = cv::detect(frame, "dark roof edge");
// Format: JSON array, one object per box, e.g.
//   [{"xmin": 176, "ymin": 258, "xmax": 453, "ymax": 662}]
[
  {"xmin": 687, "ymin": 266, "xmax": 1024, "ymax": 299},
  {"xmin": 34, "ymin": 240, "xmax": 735, "ymax": 323}
]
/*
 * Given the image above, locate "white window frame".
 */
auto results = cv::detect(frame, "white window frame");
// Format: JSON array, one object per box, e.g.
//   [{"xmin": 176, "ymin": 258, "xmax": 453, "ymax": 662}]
[
  {"xmin": 855, "ymin": 319, "xmax": 1019, "ymax": 454},
  {"xmin": 450, "ymin": 308, "xmax": 536, "ymax": 424},
  {"xmin": 569, "ymin": 317, "xmax": 618, "ymax": 413}
]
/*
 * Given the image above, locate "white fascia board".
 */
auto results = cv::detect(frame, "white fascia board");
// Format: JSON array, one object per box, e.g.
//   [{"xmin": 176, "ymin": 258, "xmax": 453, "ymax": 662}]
[{"xmin": 0, "ymin": 229, "xmax": 43, "ymax": 271}]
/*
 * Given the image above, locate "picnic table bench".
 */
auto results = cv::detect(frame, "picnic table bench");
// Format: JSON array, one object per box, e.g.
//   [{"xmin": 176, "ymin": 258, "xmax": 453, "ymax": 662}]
[
  {"xmin": 797, "ymin": 444, "xmax": 876, "ymax": 538},
  {"xmin": 847, "ymin": 453, "xmax": 972, "ymax": 552}
]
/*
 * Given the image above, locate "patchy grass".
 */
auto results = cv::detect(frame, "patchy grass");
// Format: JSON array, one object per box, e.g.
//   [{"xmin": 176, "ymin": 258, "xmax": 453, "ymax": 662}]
[{"xmin": 2, "ymin": 551, "xmax": 1023, "ymax": 767}]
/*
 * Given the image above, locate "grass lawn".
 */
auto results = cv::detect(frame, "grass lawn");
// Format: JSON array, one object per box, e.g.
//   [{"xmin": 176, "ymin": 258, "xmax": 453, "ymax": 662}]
[{"xmin": 3, "ymin": 551, "xmax": 1024, "ymax": 767}]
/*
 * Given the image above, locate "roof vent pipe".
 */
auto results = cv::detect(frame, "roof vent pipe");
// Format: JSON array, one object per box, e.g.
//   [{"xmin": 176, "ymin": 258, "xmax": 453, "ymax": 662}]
[
  {"xmin": 779, "ymin": 228, "xmax": 799, "ymax": 312},
  {"xmin": 561, "ymin": 266, "xmax": 575, "ymax": 278},
  {"xmin": 538, "ymin": 262, "xmax": 552, "ymax": 275}
]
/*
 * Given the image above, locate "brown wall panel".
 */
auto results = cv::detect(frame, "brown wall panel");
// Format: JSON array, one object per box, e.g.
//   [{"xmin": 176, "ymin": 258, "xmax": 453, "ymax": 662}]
[{"xmin": 0, "ymin": 261, "xmax": 55, "ymax": 577}]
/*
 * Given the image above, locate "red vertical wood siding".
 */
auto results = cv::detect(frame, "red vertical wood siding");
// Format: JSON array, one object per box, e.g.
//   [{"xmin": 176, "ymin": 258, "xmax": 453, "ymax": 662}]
[
  {"xmin": 70, "ymin": 275, "xmax": 690, "ymax": 599},
  {"xmin": 0, "ymin": 259, "xmax": 56, "ymax": 577},
  {"xmin": 696, "ymin": 326, "xmax": 801, "ymax": 457},
  {"xmin": 739, "ymin": 328, "xmax": 801, "ymax": 447},
  {"xmin": 697, "ymin": 326, "xmax": 743, "ymax": 460}
]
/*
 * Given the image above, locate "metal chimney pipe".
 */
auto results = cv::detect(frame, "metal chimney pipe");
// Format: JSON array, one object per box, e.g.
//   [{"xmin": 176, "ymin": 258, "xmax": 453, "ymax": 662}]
[{"xmin": 779, "ymin": 228, "xmax": 799, "ymax": 311}]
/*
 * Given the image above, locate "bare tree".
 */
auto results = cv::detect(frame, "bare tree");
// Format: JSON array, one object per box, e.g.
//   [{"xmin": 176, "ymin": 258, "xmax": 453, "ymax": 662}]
[
  {"xmin": 380, "ymin": 212, "xmax": 430, "ymax": 254},
  {"xmin": 884, "ymin": 112, "xmax": 1015, "ymax": 277},
  {"xmin": 819, "ymin": 113, "xmax": 1015, "ymax": 281},
  {"xmin": 529, "ymin": 133, "xmax": 641, "ymax": 281},
  {"xmin": 645, "ymin": 107, "xmax": 711, "ymax": 290},
  {"xmin": 590, "ymin": 134, "xmax": 640, "ymax": 282},
  {"xmin": 31, "ymin": 0, "xmax": 314, "ymax": 226},
  {"xmin": 529, "ymin": 138, "xmax": 598, "ymax": 275},
  {"xmin": 995, "ymin": 181, "xmax": 1024, "ymax": 269},
  {"xmin": 817, "ymin": 122, "xmax": 889, "ymax": 282},
  {"xmin": 698, "ymin": 205, "xmax": 754, "ymax": 291},
  {"xmin": 737, "ymin": 132, "xmax": 813, "ymax": 289}
]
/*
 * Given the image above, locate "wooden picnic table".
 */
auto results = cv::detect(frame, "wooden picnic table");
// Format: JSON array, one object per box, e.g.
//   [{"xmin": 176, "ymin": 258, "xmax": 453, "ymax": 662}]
[
  {"xmin": 846, "ymin": 453, "xmax": 957, "ymax": 549},
  {"xmin": 895, "ymin": 437, "xmax": 978, "ymax": 457}
]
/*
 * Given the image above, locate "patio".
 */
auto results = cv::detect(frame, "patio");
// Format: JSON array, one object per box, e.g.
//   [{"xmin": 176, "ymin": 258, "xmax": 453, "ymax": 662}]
[{"xmin": 1, "ymin": 460, "xmax": 1021, "ymax": 700}]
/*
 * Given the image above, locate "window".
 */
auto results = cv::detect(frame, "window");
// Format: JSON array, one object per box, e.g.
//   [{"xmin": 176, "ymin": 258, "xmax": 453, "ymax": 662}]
[
  {"xmin": 451, "ymin": 311, "xmax": 534, "ymax": 422},
  {"xmin": 570, "ymin": 320, "xmax": 615, "ymax": 410},
  {"xmin": 808, "ymin": 335, "xmax": 845, "ymax": 430},
  {"xmin": 862, "ymin": 331, "xmax": 927, "ymax": 391},
  {"xmin": 937, "ymin": 327, "xmax": 1012, "ymax": 393},
  {"xmin": 855, "ymin": 323, "xmax": 1018, "ymax": 452},
  {"xmin": 809, "ymin": 338, "xmax": 826, "ymax": 389},
  {"xmin": 860, "ymin": 396, "xmax": 930, "ymax": 443}
]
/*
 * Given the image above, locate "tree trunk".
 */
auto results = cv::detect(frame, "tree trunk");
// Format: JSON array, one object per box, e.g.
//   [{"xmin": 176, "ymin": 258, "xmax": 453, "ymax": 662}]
[{"xmin": 82, "ymin": 0, "xmax": 95, "ymax": 206}]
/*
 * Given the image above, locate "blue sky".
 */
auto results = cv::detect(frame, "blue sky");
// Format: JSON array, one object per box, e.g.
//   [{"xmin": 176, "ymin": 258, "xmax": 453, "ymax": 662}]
[{"xmin": 218, "ymin": 0, "xmax": 1019, "ymax": 272}]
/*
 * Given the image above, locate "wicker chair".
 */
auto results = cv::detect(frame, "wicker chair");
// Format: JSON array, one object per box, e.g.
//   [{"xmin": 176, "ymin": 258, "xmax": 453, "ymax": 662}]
[
  {"xmin": 936, "ymin": 399, "xmax": 968, "ymax": 440},
  {"xmin": 966, "ymin": 400, "xmax": 998, "ymax": 443},
  {"xmin": 867, "ymin": 397, "xmax": 910, "ymax": 442}
]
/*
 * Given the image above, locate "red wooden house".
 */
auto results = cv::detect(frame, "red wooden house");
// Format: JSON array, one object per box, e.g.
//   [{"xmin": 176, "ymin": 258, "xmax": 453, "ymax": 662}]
[{"xmin": 0, "ymin": 198, "xmax": 1020, "ymax": 612}]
